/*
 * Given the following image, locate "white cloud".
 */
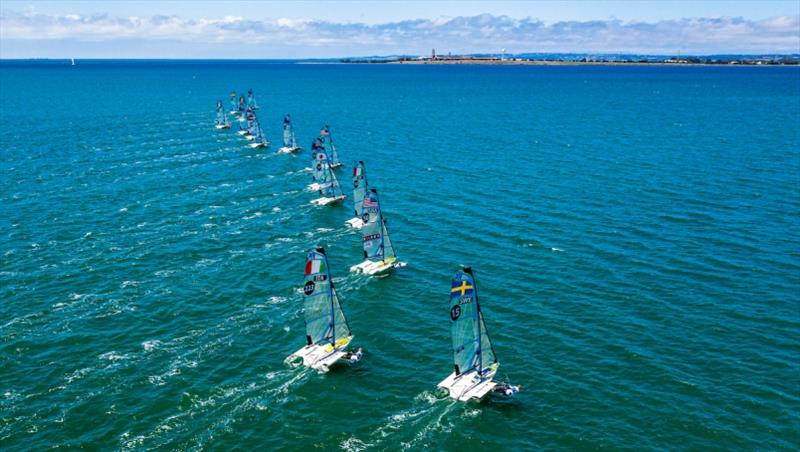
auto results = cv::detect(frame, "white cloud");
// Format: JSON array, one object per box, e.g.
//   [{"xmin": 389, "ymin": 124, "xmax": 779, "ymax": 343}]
[{"xmin": 0, "ymin": 10, "xmax": 798, "ymax": 57}]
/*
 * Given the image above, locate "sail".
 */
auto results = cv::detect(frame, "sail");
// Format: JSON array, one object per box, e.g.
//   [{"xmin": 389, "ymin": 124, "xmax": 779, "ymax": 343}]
[
  {"xmin": 230, "ymin": 92, "xmax": 238, "ymax": 112},
  {"xmin": 381, "ymin": 220, "xmax": 397, "ymax": 259},
  {"xmin": 328, "ymin": 137, "xmax": 340, "ymax": 165},
  {"xmin": 449, "ymin": 268, "xmax": 496, "ymax": 376},
  {"xmin": 303, "ymin": 248, "xmax": 350, "ymax": 346},
  {"xmin": 254, "ymin": 121, "xmax": 266, "ymax": 142},
  {"xmin": 360, "ymin": 189, "xmax": 385, "ymax": 260},
  {"xmin": 283, "ymin": 123, "xmax": 292, "ymax": 147},
  {"xmin": 247, "ymin": 89, "xmax": 258, "ymax": 109},
  {"xmin": 352, "ymin": 161, "xmax": 368, "ymax": 217},
  {"xmin": 318, "ymin": 160, "xmax": 343, "ymax": 198},
  {"xmin": 312, "ymin": 149, "xmax": 329, "ymax": 182}
]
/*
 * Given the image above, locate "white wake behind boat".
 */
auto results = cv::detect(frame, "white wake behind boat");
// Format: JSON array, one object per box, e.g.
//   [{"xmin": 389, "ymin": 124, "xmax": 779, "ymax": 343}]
[
  {"xmin": 286, "ymin": 248, "xmax": 361, "ymax": 372},
  {"xmin": 437, "ymin": 267, "xmax": 519, "ymax": 402},
  {"xmin": 350, "ymin": 188, "xmax": 406, "ymax": 275}
]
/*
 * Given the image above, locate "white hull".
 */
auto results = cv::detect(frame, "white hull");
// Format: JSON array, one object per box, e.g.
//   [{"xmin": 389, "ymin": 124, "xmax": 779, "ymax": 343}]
[
  {"xmin": 349, "ymin": 258, "xmax": 404, "ymax": 275},
  {"xmin": 244, "ymin": 135, "xmax": 256, "ymax": 141},
  {"xmin": 344, "ymin": 217, "xmax": 364, "ymax": 229},
  {"xmin": 287, "ymin": 340, "xmax": 351, "ymax": 372},
  {"xmin": 330, "ymin": 163, "xmax": 343, "ymax": 170},
  {"xmin": 229, "ymin": 110, "xmax": 239, "ymax": 115},
  {"xmin": 238, "ymin": 117, "xmax": 245, "ymax": 122},
  {"xmin": 237, "ymin": 130, "xmax": 249, "ymax": 136},
  {"xmin": 278, "ymin": 146, "xmax": 302, "ymax": 154},
  {"xmin": 248, "ymin": 142, "xmax": 268, "ymax": 148},
  {"xmin": 307, "ymin": 182, "xmax": 322, "ymax": 192},
  {"xmin": 311, "ymin": 195, "xmax": 346, "ymax": 206},
  {"xmin": 214, "ymin": 124, "xmax": 231, "ymax": 129},
  {"xmin": 437, "ymin": 370, "xmax": 497, "ymax": 402}
]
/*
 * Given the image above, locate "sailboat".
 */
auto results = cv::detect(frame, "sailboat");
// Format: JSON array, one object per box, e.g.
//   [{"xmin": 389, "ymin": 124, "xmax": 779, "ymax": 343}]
[
  {"xmin": 345, "ymin": 161, "xmax": 368, "ymax": 228},
  {"xmin": 247, "ymin": 88, "xmax": 259, "ymax": 110},
  {"xmin": 238, "ymin": 109, "xmax": 256, "ymax": 136},
  {"xmin": 437, "ymin": 267, "xmax": 519, "ymax": 401},
  {"xmin": 229, "ymin": 91, "xmax": 239, "ymax": 116},
  {"xmin": 287, "ymin": 248, "xmax": 362, "ymax": 371},
  {"xmin": 278, "ymin": 114, "xmax": 301, "ymax": 154},
  {"xmin": 71, "ymin": 58, "xmax": 75, "ymax": 66},
  {"xmin": 310, "ymin": 151, "xmax": 346, "ymax": 206},
  {"xmin": 320, "ymin": 125, "xmax": 342, "ymax": 169},
  {"xmin": 247, "ymin": 120, "xmax": 269, "ymax": 148},
  {"xmin": 214, "ymin": 100, "xmax": 231, "ymax": 129},
  {"xmin": 237, "ymin": 95, "xmax": 247, "ymax": 121},
  {"xmin": 350, "ymin": 188, "xmax": 406, "ymax": 275},
  {"xmin": 307, "ymin": 145, "xmax": 329, "ymax": 191}
]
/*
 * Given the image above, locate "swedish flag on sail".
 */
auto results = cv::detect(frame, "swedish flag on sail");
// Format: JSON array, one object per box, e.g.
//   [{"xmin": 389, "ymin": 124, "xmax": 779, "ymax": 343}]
[{"xmin": 451, "ymin": 279, "xmax": 474, "ymax": 298}]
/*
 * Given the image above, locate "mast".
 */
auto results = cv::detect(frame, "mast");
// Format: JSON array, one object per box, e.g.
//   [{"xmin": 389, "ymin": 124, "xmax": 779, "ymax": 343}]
[
  {"xmin": 329, "ymin": 250, "xmax": 335, "ymax": 345},
  {"xmin": 353, "ymin": 161, "xmax": 367, "ymax": 217},
  {"xmin": 466, "ymin": 267, "xmax": 482, "ymax": 373}
]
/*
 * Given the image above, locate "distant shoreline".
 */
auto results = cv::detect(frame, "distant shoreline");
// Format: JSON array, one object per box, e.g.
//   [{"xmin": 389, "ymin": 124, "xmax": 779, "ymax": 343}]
[{"xmin": 332, "ymin": 58, "xmax": 798, "ymax": 67}]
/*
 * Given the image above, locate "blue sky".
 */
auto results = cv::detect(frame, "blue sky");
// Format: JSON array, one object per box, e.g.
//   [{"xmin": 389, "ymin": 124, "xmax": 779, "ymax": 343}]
[{"xmin": 1, "ymin": 1, "xmax": 798, "ymax": 57}]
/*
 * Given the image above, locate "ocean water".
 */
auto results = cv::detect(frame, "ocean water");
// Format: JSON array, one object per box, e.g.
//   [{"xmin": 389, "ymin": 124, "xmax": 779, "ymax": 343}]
[{"xmin": 1, "ymin": 61, "xmax": 798, "ymax": 450}]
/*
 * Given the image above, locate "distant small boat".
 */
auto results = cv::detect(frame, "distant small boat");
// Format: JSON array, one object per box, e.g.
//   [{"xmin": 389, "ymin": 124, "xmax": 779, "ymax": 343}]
[
  {"xmin": 229, "ymin": 91, "xmax": 239, "ymax": 115},
  {"xmin": 350, "ymin": 188, "xmax": 406, "ymax": 275},
  {"xmin": 345, "ymin": 161, "xmax": 368, "ymax": 228},
  {"xmin": 237, "ymin": 109, "xmax": 255, "ymax": 136},
  {"xmin": 307, "ymin": 143, "xmax": 330, "ymax": 191},
  {"xmin": 310, "ymin": 150, "xmax": 346, "ymax": 206},
  {"xmin": 320, "ymin": 125, "xmax": 342, "ymax": 169},
  {"xmin": 286, "ymin": 247, "xmax": 362, "ymax": 371},
  {"xmin": 71, "ymin": 58, "xmax": 75, "ymax": 66},
  {"xmin": 214, "ymin": 100, "xmax": 231, "ymax": 129},
  {"xmin": 246, "ymin": 88, "xmax": 259, "ymax": 111},
  {"xmin": 247, "ymin": 120, "xmax": 269, "ymax": 148},
  {"xmin": 437, "ymin": 267, "xmax": 519, "ymax": 401},
  {"xmin": 278, "ymin": 114, "xmax": 301, "ymax": 154}
]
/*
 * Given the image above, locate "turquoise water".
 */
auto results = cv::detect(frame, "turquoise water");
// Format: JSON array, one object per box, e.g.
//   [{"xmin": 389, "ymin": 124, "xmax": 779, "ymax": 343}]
[{"xmin": 1, "ymin": 61, "xmax": 799, "ymax": 450}]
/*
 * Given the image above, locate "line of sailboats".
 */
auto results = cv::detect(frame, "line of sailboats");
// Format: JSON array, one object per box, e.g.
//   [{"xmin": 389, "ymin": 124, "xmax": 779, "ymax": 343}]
[
  {"xmin": 286, "ymin": 247, "xmax": 518, "ymax": 401},
  {"xmin": 212, "ymin": 90, "xmax": 518, "ymax": 402}
]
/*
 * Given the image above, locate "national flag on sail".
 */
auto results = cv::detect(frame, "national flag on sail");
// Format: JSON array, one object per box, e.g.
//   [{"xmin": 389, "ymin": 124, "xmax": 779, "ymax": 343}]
[
  {"xmin": 353, "ymin": 167, "xmax": 363, "ymax": 177},
  {"xmin": 305, "ymin": 258, "xmax": 326, "ymax": 275},
  {"xmin": 363, "ymin": 196, "xmax": 378, "ymax": 208},
  {"xmin": 451, "ymin": 279, "xmax": 474, "ymax": 297},
  {"xmin": 320, "ymin": 128, "xmax": 330, "ymax": 136}
]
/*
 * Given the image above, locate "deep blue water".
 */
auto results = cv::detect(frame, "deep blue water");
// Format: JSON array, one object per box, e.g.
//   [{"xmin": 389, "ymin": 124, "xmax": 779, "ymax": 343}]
[{"xmin": 1, "ymin": 61, "xmax": 799, "ymax": 450}]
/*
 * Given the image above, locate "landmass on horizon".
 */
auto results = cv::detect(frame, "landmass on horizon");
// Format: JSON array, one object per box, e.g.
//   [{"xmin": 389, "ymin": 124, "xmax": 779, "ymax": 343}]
[{"xmin": 339, "ymin": 51, "xmax": 800, "ymax": 66}]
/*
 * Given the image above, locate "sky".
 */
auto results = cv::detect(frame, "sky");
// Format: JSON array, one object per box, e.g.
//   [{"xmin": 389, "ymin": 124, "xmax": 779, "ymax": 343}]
[{"xmin": 1, "ymin": 1, "xmax": 799, "ymax": 58}]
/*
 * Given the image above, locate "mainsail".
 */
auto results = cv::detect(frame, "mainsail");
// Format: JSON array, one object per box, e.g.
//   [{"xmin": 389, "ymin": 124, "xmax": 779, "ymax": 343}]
[
  {"xmin": 449, "ymin": 268, "xmax": 497, "ymax": 377},
  {"xmin": 215, "ymin": 101, "xmax": 229, "ymax": 126},
  {"xmin": 360, "ymin": 189, "xmax": 397, "ymax": 261},
  {"xmin": 320, "ymin": 126, "xmax": 340, "ymax": 167},
  {"xmin": 352, "ymin": 161, "xmax": 368, "ymax": 218},
  {"xmin": 283, "ymin": 118, "xmax": 296, "ymax": 148},
  {"xmin": 303, "ymin": 248, "xmax": 351, "ymax": 347},
  {"xmin": 247, "ymin": 89, "xmax": 259, "ymax": 110},
  {"xmin": 317, "ymin": 155, "xmax": 344, "ymax": 198},
  {"xmin": 229, "ymin": 91, "xmax": 238, "ymax": 113},
  {"xmin": 312, "ymin": 149, "xmax": 329, "ymax": 182}
]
